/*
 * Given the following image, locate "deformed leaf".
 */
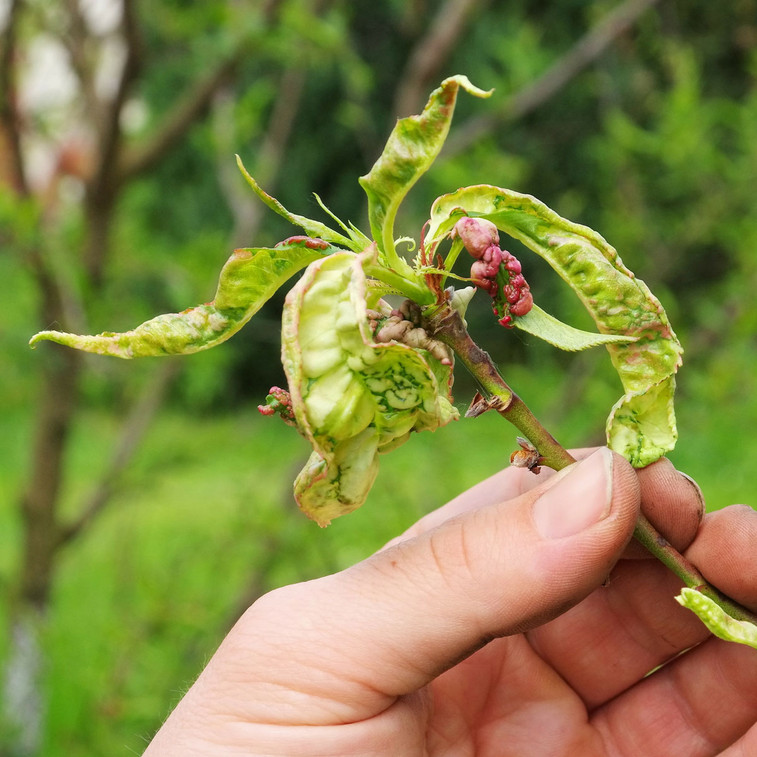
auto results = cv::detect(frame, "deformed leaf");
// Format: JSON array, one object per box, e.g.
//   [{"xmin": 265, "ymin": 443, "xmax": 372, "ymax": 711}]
[
  {"xmin": 30, "ymin": 237, "xmax": 339, "ymax": 357},
  {"xmin": 359, "ymin": 75, "xmax": 491, "ymax": 263},
  {"xmin": 676, "ymin": 588, "xmax": 757, "ymax": 650},
  {"xmin": 426, "ymin": 184, "xmax": 683, "ymax": 467},
  {"xmin": 282, "ymin": 249, "xmax": 458, "ymax": 526}
]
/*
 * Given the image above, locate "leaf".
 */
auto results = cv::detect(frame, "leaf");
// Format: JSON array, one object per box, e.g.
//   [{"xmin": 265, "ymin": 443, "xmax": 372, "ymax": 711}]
[
  {"xmin": 30, "ymin": 237, "xmax": 339, "ymax": 358},
  {"xmin": 676, "ymin": 588, "xmax": 757, "ymax": 650},
  {"xmin": 426, "ymin": 184, "xmax": 683, "ymax": 467},
  {"xmin": 236, "ymin": 155, "xmax": 358, "ymax": 250},
  {"xmin": 282, "ymin": 249, "xmax": 458, "ymax": 526},
  {"xmin": 514, "ymin": 304, "xmax": 637, "ymax": 351},
  {"xmin": 358, "ymin": 75, "xmax": 491, "ymax": 264}
]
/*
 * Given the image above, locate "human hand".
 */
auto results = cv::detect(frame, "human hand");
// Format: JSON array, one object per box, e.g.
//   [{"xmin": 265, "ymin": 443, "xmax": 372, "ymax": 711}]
[{"xmin": 144, "ymin": 448, "xmax": 757, "ymax": 756}]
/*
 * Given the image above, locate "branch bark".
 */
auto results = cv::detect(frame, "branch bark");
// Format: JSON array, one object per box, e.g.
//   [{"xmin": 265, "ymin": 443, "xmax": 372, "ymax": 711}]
[
  {"xmin": 392, "ymin": 0, "xmax": 482, "ymax": 119},
  {"xmin": 0, "ymin": 0, "xmax": 27, "ymax": 195},
  {"xmin": 443, "ymin": 0, "xmax": 663, "ymax": 158},
  {"xmin": 117, "ymin": 55, "xmax": 239, "ymax": 184},
  {"xmin": 60, "ymin": 359, "xmax": 182, "ymax": 546}
]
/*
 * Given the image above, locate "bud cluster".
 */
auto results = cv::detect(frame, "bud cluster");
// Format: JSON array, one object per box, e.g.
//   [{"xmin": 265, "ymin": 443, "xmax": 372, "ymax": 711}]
[
  {"xmin": 258, "ymin": 386, "xmax": 297, "ymax": 425},
  {"xmin": 368, "ymin": 300, "xmax": 453, "ymax": 365},
  {"xmin": 453, "ymin": 216, "xmax": 533, "ymax": 327}
]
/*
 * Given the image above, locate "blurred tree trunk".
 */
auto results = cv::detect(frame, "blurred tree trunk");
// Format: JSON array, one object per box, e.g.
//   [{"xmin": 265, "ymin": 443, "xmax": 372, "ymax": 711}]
[{"xmin": 0, "ymin": 2, "xmax": 246, "ymax": 752}]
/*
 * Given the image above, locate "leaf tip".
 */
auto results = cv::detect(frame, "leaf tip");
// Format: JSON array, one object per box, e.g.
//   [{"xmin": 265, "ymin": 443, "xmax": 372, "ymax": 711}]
[
  {"xmin": 235, "ymin": 154, "xmax": 257, "ymax": 188},
  {"xmin": 444, "ymin": 74, "xmax": 493, "ymax": 100},
  {"xmin": 676, "ymin": 588, "xmax": 757, "ymax": 650},
  {"xmin": 29, "ymin": 331, "xmax": 57, "ymax": 349}
]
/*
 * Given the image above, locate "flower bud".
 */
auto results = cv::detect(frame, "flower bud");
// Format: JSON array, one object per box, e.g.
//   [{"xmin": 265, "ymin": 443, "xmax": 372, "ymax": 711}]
[
  {"xmin": 504, "ymin": 255, "xmax": 521, "ymax": 275},
  {"xmin": 470, "ymin": 260, "xmax": 493, "ymax": 290},
  {"xmin": 510, "ymin": 289, "xmax": 534, "ymax": 316},
  {"xmin": 454, "ymin": 217, "xmax": 499, "ymax": 259}
]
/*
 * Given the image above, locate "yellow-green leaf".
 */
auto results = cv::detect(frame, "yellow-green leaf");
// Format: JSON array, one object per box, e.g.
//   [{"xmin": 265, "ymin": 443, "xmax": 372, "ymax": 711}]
[
  {"xmin": 676, "ymin": 588, "xmax": 757, "ymax": 650},
  {"xmin": 30, "ymin": 237, "xmax": 338, "ymax": 357},
  {"xmin": 282, "ymin": 249, "xmax": 457, "ymax": 525},
  {"xmin": 426, "ymin": 184, "xmax": 683, "ymax": 467}
]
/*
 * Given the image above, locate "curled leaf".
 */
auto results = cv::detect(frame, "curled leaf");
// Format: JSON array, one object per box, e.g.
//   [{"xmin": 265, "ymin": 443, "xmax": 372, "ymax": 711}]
[
  {"xmin": 282, "ymin": 249, "xmax": 458, "ymax": 526},
  {"xmin": 359, "ymin": 75, "xmax": 491, "ymax": 270},
  {"xmin": 676, "ymin": 588, "xmax": 757, "ymax": 650},
  {"xmin": 30, "ymin": 237, "xmax": 338, "ymax": 357},
  {"xmin": 426, "ymin": 185, "xmax": 683, "ymax": 467}
]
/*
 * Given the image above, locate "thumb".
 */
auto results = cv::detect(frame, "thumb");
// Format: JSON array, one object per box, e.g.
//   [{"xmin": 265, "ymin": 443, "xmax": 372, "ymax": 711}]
[{"xmin": 306, "ymin": 448, "xmax": 639, "ymax": 708}]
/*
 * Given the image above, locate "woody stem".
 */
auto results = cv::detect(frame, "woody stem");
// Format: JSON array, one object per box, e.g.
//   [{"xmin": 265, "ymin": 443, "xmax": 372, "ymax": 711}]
[
  {"xmin": 429, "ymin": 303, "xmax": 573, "ymax": 471},
  {"xmin": 429, "ymin": 302, "xmax": 757, "ymax": 625}
]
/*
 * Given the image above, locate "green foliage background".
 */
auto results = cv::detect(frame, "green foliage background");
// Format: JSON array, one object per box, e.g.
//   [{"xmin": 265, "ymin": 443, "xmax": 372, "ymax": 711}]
[{"xmin": 2, "ymin": 0, "xmax": 757, "ymax": 753}]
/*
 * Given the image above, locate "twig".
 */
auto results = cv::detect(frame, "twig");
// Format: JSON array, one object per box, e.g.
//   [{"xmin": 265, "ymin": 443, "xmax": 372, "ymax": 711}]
[
  {"xmin": 443, "ymin": 0, "xmax": 664, "ymax": 158},
  {"xmin": 58, "ymin": 359, "xmax": 182, "ymax": 546},
  {"xmin": 117, "ymin": 56, "xmax": 239, "ymax": 184},
  {"xmin": 429, "ymin": 301, "xmax": 757, "ymax": 625},
  {"xmin": 392, "ymin": 0, "xmax": 482, "ymax": 119},
  {"xmin": 632, "ymin": 515, "xmax": 757, "ymax": 624},
  {"xmin": 429, "ymin": 304, "xmax": 574, "ymax": 471}
]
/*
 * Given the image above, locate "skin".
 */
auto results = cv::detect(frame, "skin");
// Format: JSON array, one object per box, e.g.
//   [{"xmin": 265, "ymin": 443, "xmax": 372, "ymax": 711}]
[{"xmin": 144, "ymin": 449, "xmax": 757, "ymax": 756}]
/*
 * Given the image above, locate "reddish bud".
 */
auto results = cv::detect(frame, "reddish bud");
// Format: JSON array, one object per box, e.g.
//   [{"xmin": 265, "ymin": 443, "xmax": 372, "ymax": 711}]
[
  {"xmin": 454, "ymin": 217, "xmax": 500, "ymax": 259},
  {"xmin": 510, "ymin": 290, "xmax": 534, "ymax": 316},
  {"xmin": 504, "ymin": 256, "xmax": 521, "ymax": 275},
  {"xmin": 470, "ymin": 260, "xmax": 492, "ymax": 289},
  {"xmin": 259, "ymin": 386, "xmax": 297, "ymax": 425}
]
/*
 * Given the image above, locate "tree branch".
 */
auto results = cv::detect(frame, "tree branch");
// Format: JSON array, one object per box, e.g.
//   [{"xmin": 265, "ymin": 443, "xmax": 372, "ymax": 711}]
[
  {"xmin": 0, "ymin": 0, "xmax": 27, "ymax": 195},
  {"xmin": 392, "ymin": 0, "xmax": 482, "ymax": 119},
  {"xmin": 91, "ymin": 0, "xmax": 142, "ymax": 198},
  {"xmin": 443, "ymin": 0, "xmax": 663, "ymax": 158},
  {"xmin": 61, "ymin": 0, "xmax": 100, "ymax": 120},
  {"xmin": 117, "ymin": 55, "xmax": 239, "ymax": 184},
  {"xmin": 217, "ymin": 65, "xmax": 308, "ymax": 245},
  {"xmin": 58, "ymin": 359, "xmax": 182, "ymax": 546}
]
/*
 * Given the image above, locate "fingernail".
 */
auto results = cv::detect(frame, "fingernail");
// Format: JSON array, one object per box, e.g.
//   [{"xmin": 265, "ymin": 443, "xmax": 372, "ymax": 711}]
[
  {"xmin": 533, "ymin": 449, "xmax": 614, "ymax": 539},
  {"xmin": 675, "ymin": 469, "xmax": 706, "ymax": 518}
]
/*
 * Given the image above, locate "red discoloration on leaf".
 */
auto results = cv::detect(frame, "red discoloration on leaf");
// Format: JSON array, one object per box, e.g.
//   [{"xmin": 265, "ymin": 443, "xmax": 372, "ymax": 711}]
[{"xmin": 276, "ymin": 236, "xmax": 330, "ymax": 250}]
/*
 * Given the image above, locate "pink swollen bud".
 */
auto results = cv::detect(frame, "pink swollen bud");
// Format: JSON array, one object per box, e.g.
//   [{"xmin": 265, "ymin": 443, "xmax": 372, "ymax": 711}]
[
  {"xmin": 510, "ymin": 290, "xmax": 534, "ymax": 317},
  {"xmin": 258, "ymin": 386, "xmax": 297, "ymax": 425},
  {"xmin": 470, "ymin": 260, "xmax": 493, "ymax": 290},
  {"xmin": 453, "ymin": 217, "xmax": 500, "ymax": 259},
  {"xmin": 504, "ymin": 255, "xmax": 521, "ymax": 275},
  {"xmin": 504, "ymin": 274, "xmax": 526, "ymax": 304}
]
